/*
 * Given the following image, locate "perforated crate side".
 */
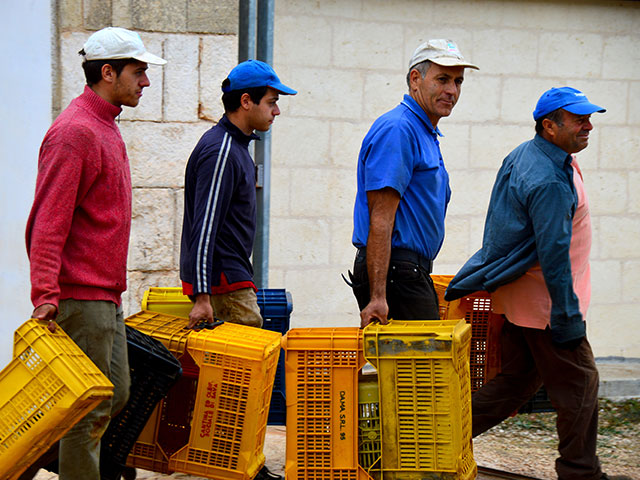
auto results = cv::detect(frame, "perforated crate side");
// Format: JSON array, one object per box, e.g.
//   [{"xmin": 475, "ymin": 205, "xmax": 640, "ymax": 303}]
[
  {"xmin": 168, "ymin": 323, "xmax": 281, "ymax": 480},
  {"xmin": 362, "ymin": 320, "xmax": 476, "ymax": 480},
  {"xmin": 125, "ymin": 311, "xmax": 191, "ymax": 357},
  {"xmin": 1, "ymin": 319, "xmax": 113, "ymax": 480},
  {"xmin": 282, "ymin": 328, "xmax": 373, "ymax": 480},
  {"xmin": 358, "ymin": 376, "xmax": 381, "ymax": 475},
  {"xmin": 125, "ymin": 401, "xmax": 173, "ymax": 474}
]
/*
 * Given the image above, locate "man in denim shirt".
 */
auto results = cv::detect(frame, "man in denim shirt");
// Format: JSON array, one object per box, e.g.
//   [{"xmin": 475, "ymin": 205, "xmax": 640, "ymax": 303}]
[{"xmin": 446, "ymin": 88, "xmax": 629, "ymax": 480}]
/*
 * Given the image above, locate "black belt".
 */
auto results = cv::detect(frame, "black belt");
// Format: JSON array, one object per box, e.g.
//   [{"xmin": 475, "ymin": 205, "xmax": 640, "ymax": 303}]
[{"xmin": 356, "ymin": 247, "xmax": 433, "ymax": 273}]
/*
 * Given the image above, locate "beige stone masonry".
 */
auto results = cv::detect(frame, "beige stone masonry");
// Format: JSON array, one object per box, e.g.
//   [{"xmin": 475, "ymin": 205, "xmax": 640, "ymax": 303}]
[
  {"xmin": 270, "ymin": 0, "xmax": 640, "ymax": 358},
  {"xmin": 52, "ymin": 0, "xmax": 640, "ymax": 357},
  {"xmin": 55, "ymin": 0, "xmax": 239, "ymax": 318}
]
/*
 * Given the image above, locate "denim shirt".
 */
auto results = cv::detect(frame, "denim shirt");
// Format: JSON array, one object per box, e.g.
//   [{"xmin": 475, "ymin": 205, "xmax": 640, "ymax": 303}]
[{"xmin": 445, "ymin": 134, "xmax": 585, "ymax": 341}]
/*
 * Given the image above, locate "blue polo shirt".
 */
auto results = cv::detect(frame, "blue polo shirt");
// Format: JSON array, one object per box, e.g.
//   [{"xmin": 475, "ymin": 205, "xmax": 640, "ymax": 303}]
[{"xmin": 352, "ymin": 94, "xmax": 451, "ymax": 260}]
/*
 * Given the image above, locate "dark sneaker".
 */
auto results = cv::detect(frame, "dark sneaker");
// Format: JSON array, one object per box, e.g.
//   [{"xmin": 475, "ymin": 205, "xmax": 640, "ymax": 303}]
[
  {"xmin": 255, "ymin": 465, "xmax": 284, "ymax": 480},
  {"xmin": 601, "ymin": 474, "xmax": 634, "ymax": 480}
]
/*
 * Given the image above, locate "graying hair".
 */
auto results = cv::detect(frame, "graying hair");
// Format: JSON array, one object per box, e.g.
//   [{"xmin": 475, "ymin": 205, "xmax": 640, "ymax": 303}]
[{"xmin": 406, "ymin": 60, "xmax": 432, "ymax": 90}]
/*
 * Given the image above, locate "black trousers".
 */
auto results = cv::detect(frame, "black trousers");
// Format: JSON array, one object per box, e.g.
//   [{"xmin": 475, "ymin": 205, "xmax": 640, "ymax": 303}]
[{"xmin": 351, "ymin": 250, "xmax": 440, "ymax": 320}]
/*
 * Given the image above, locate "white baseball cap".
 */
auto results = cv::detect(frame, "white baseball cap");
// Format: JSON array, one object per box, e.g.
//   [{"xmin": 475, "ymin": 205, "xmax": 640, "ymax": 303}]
[
  {"xmin": 82, "ymin": 27, "xmax": 166, "ymax": 65},
  {"xmin": 409, "ymin": 39, "xmax": 478, "ymax": 71}
]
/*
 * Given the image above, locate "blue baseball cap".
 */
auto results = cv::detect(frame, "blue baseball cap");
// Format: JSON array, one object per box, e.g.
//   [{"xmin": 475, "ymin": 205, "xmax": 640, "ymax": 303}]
[
  {"xmin": 222, "ymin": 60, "xmax": 297, "ymax": 95},
  {"xmin": 533, "ymin": 87, "xmax": 605, "ymax": 120}
]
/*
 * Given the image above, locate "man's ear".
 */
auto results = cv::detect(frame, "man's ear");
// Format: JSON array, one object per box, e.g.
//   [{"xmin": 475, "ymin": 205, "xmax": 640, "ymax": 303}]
[
  {"xmin": 101, "ymin": 64, "xmax": 115, "ymax": 84},
  {"xmin": 409, "ymin": 68, "xmax": 421, "ymax": 89},
  {"xmin": 239, "ymin": 92, "xmax": 253, "ymax": 110},
  {"xmin": 541, "ymin": 118, "xmax": 555, "ymax": 138}
]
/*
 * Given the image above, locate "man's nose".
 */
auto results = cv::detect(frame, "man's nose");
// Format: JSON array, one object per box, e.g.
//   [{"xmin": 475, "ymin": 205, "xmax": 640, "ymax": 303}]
[
  {"xmin": 444, "ymin": 80, "xmax": 457, "ymax": 95},
  {"xmin": 140, "ymin": 73, "xmax": 150, "ymax": 87}
]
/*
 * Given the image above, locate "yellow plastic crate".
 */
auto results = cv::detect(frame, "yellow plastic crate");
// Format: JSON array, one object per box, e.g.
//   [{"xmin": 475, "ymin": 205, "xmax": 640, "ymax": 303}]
[
  {"xmin": 281, "ymin": 327, "xmax": 373, "ymax": 480},
  {"xmin": 125, "ymin": 311, "xmax": 191, "ymax": 356},
  {"xmin": 363, "ymin": 320, "xmax": 476, "ymax": 480},
  {"xmin": 141, "ymin": 287, "xmax": 192, "ymax": 318},
  {"xmin": 125, "ymin": 312, "xmax": 281, "ymax": 480},
  {"xmin": 124, "ymin": 311, "xmax": 200, "ymax": 474},
  {"xmin": 431, "ymin": 274, "xmax": 455, "ymax": 319},
  {"xmin": 358, "ymin": 374, "xmax": 381, "ymax": 477},
  {"xmin": 0, "ymin": 319, "xmax": 114, "ymax": 480},
  {"xmin": 170, "ymin": 322, "xmax": 281, "ymax": 480}
]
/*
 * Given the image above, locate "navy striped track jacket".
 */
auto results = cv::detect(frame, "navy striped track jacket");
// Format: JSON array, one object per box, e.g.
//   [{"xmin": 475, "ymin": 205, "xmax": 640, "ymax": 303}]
[{"xmin": 180, "ymin": 115, "xmax": 259, "ymax": 295}]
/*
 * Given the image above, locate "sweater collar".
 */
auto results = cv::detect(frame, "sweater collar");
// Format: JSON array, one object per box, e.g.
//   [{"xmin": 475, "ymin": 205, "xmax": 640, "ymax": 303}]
[
  {"xmin": 78, "ymin": 85, "xmax": 123, "ymax": 122},
  {"xmin": 219, "ymin": 114, "xmax": 260, "ymax": 145}
]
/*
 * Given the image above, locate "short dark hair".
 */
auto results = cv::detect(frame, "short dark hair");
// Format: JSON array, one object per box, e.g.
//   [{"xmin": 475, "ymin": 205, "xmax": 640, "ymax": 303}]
[
  {"xmin": 220, "ymin": 79, "xmax": 269, "ymax": 113},
  {"xmin": 406, "ymin": 60, "xmax": 432, "ymax": 89},
  {"xmin": 78, "ymin": 49, "xmax": 136, "ymax": 86},
  {"xmin": 535, "ymin": 108, "xmax": 565, "ymax": 135}
]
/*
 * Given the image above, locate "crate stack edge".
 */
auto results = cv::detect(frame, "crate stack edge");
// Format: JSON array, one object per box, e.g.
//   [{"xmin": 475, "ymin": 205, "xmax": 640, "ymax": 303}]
[{"xmin": 282, "ymin": 327, "xmax": 375, "ymax": 480}]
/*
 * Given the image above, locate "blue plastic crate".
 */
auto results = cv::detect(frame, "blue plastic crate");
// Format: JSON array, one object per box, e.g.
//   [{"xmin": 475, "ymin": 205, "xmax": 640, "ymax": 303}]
[
  {"xmin": 258, "ymin": 288, "xmax": 292, "ymax": 333},
  {"xmin": 257, "ymin": 289, "xmax": 292, "ymax": 425}
]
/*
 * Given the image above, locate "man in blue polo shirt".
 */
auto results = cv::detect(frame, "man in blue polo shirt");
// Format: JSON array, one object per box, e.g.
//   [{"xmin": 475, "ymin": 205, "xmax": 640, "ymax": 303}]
[{"xmin": 350, "ymin": 39, "xmax": 478, "ymax": 327}]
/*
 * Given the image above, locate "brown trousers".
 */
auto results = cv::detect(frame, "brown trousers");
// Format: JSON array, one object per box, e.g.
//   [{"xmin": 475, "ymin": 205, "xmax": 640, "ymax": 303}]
[
  {"xmin": 472, "ymin": 319, "xmax": 602, "ymax": 480},
  {"xmin": 210, "ymin": 287, "xmax": 263, "ymax": 327}
]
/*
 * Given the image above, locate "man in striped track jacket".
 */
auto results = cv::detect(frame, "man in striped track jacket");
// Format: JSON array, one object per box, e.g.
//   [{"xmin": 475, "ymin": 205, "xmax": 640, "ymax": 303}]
[{"xmin": 180, "ymin": 60, "xmax": 296, "ymax": 337}]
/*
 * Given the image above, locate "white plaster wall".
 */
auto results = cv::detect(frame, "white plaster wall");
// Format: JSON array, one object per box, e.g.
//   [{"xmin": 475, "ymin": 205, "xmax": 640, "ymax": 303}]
[
  {"xmin": 0, "ymin": 0, "xmax": 52, "ymax": 365},
  {"xmin": 271, "ymin": 0, "xmax": 640, "ymax": 357}
]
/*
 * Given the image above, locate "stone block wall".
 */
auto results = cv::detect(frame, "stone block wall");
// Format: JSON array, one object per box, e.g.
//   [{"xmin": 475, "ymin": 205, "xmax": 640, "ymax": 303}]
[
  {"xmin": 55, "ymin": 0, "xmax": 238, "ymax": 315},
  {"xmin": 53, "ymin": 0, "xmax": 639, "ymax": 357},
  {"xmin": 271, "ymin": 0, "xmax": 640, "ymax": 357}
]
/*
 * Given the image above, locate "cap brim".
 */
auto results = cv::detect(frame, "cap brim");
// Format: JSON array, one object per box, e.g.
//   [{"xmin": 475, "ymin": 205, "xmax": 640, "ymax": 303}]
[
  {"xmin": 563, "ymin": 101, "xmax": 606, "ymax": 115},
  {"xmin": 133, "ymin": 51, "xmax": 167, "ymax": 65},
  {"xmin": 269, "ymin": 83, "xmax": 297, "ymax": 95},
  {"xmin": 430, "ymin": 57, "xmax": 479, "ymax": 70}
]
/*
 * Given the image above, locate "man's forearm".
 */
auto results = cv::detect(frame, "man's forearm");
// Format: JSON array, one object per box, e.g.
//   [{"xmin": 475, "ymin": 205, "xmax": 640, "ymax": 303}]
[{"xmin": 366, "ymin": 222, "xmax": 393, "ymax": 301}]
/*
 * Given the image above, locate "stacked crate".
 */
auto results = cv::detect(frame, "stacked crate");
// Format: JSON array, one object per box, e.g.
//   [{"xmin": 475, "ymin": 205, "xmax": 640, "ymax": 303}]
[
  {"xmin": 125, "ymin": 311, "xmax": 281, "ymax": 480},
  {"xmin": 283, "ymin": 321, "xmax": 476, "ymax": 480},
  {"xmin": 432, "ymin": 275, "xmax": 554, "ymax": 413},
  {"xmin": 431, "ymin": 275, "xmax": 504, "ymax": 392},
  {"xmin": 141, "ymin": 286, "xmax": 293, "ymax": 424}
]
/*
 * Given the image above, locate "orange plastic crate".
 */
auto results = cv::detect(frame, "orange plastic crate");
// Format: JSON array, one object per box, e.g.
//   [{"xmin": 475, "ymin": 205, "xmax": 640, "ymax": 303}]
[
  {"xmin": 432, "ymin": 275, "xmax": 503, "ymax": 392},
  {"xmin": 282, "ymin": 327, "xmax": 374, "ymax": 480},
  {"xmin": 0, "ymin": 319, "xmax": 113, "ymax": 480}
]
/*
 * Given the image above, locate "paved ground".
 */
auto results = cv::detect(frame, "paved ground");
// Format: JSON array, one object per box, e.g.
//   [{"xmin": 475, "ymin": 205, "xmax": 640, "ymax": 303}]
[{"xmin": 32, "ymin": 359, "xmax": 640, "ymax": 480}]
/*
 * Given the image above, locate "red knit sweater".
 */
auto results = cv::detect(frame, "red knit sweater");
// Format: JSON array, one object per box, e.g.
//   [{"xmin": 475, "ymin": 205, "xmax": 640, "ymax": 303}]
[{"xmin": 26, "ymin": 86, "xmax": 132, "ymax": 309}]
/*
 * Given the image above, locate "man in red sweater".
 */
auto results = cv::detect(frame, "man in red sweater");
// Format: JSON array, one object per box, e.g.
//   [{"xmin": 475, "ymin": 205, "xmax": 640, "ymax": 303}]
[{"xmin": 25, "ymin": 27, "xmax": 165, "ymax": 480}]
